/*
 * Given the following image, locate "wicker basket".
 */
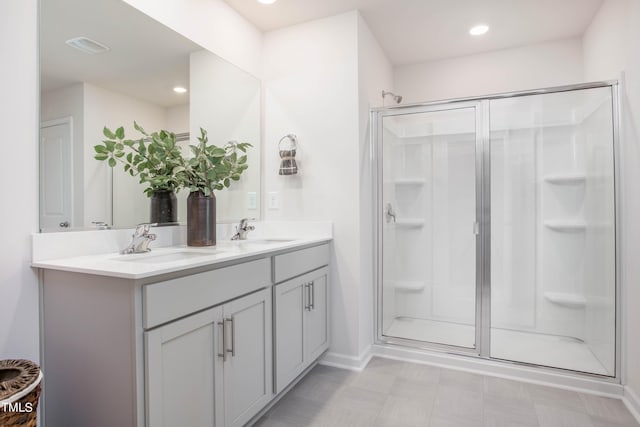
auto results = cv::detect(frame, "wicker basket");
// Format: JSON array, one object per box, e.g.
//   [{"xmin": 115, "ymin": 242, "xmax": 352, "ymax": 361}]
[{"xmin": 0, "ymin": 360, "xmax": 42, "ymax": 427}]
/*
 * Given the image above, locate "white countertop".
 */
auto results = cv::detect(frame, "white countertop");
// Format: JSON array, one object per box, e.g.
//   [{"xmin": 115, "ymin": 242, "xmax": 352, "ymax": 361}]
[{"xmin": 32, "ymin": 237, "xmax": 332, "ymax": 280}]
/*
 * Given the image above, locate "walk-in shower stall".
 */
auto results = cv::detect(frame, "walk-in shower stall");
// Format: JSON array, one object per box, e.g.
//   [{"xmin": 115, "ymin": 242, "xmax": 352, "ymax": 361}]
[{"xmin": 372, "ymin": 82, "xmax": 619, "ymax": 378}]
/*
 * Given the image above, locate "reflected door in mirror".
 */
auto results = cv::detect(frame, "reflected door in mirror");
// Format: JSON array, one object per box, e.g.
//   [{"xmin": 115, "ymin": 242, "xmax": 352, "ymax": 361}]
[{"xmin": 40, "ymin": 119, "xmax": 73, "ymax": 231}]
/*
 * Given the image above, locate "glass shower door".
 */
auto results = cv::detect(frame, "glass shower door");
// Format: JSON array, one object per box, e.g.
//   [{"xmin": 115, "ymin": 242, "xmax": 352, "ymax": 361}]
[
  {"xmin": 378, "ymin": 105, "xmax": 480, "ymax": 350},
  {"xmin": 489, "ymin": 87, "xmax": 617, "ymax": 376}
]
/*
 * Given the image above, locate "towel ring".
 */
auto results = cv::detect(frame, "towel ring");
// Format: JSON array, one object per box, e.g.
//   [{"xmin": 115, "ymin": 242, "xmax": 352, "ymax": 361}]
[{"xmin": 278, "ymin": 134, "xmax": 297, "ymax": 151}]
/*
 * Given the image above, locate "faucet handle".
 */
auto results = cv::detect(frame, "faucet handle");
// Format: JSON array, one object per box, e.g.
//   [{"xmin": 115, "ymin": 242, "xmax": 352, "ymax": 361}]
[
  {"xmin": 238, "ymin": 218, "xmax": 255, "ymax": 229},
  {"xmin": 135, "ymin": 222, "xmax": 158, "ymax": 235}
]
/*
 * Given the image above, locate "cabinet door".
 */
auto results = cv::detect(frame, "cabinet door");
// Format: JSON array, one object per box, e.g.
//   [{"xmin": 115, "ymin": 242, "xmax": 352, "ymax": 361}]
[
  {"xmin": 222, "ymin": 288, "xmax": 273, "ymax": 427},
  {"xmin": 274, "ymin": 279, "xmax": 306, "ymax": 394},
  {"xmin": 145, "ymin": 306, "xmax": 223, "ymax": 427},
  {"xmin": 305, "ymin": 268, "xmax": 329, "ymax": 362}
]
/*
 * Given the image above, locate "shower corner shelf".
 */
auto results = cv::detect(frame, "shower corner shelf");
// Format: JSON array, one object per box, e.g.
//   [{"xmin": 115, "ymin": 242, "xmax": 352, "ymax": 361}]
[
  {"xmin": 543, "ymin": 173, "xmax": 586, "ymax": 185},
  {"xmin": 544, "ymin": 292, "xmax": 586, "ymax": 308},
  {"xmin": 394, "ymin": 178, "xmax": 426, "ymax": 186},
  {"xmin": 544, "ymin": 220, "xmax": 586, "ymax": 232},
  {"xmin": 395, "ymin": 218, "xmax": 425, "ymax": 228},
  {"xmin": 394, "ymin": 281, "xmax": 425, "ymax": 291}
]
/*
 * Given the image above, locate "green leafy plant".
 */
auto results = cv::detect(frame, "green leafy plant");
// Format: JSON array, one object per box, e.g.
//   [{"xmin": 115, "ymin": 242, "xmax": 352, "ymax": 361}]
[
  {"xmin": 180, "ymin": 128, "xmax": 252, "ymax": 196},
  {"xmin": 94, "ymin": 122, "xmax": 185, "ymax": 196}
]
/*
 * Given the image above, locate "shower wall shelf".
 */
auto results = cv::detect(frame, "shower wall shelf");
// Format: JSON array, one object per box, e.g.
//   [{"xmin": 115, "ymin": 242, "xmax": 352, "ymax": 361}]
[
  {"xmin": 544, "ymin": 292, "xmax": 586, "ymax": 309},
  {"xmin": 395, "ymin": 218, "xmax": 425, "ymax": 228},
  {"xmin": 394, "ymin": 281, "xmax": 425, "ymax": 291},
  {"xmin": 543, "ymin": 173, "xmax": 586, "ymax": 184},
  {"xmin": 394, "ymin": 178, "xmax": 426, "ymax": 186},
  {"xmin": 543, "ymin": 220, "xmax": 587, "ymax": 232}
]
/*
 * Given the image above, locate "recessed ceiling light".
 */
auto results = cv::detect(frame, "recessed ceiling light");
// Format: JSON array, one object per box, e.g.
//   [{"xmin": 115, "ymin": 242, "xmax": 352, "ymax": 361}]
[
  {"xmin": 257, "ymin": 0, "xmax": 277, "ymax": 4},
  {"xmin": 173, "ymin": 86, "xmax": 188, "ymax": 94},
  {"xmin": 469, "ymin": 24, "xmax": 489, "ymax": 36}
]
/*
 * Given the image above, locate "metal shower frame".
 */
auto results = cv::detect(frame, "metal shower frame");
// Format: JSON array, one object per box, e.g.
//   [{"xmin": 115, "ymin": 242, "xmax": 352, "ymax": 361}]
[{"xmin": 370, "ymin": 80, "xmax": 622, "ymax": 384}]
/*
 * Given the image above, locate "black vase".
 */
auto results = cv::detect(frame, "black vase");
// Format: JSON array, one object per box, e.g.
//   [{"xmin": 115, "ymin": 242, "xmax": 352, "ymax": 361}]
[
  {"xmin": 150, "ymin": 190, "xmax": 178, "ymax": 225},
  {"xmin": 187, "ymin": 191, "xmax": 216, "ymax": 246}
]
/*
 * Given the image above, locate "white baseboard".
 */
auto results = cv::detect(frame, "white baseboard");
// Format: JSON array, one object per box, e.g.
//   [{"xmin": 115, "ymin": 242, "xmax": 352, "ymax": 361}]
[
  {"xmin": 623, "ymin": 386, "xmax": 640, "ymax": 423},
  {"xmin": 319, "ymin": 345, "xmax": 372, "ymax": 371}
]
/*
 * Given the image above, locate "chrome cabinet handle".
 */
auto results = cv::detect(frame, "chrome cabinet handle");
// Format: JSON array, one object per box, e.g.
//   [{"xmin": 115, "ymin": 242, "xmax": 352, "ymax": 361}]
[
  {"xmin": 305, "ymin": 283, "xmax": 312, "ymax": 311},
  {"xmin": 226, "ymin": 317, "xmax": 235, "ymax": 357},
  {"xmin": 303, "ymin": 283, "xmax": 308, "ymax": 311},
  {"xmin": 310, "ymin": 281, "xmax": 315, "ymax": 310},
  {"xmin": 217, "ymin": 320, "xmax": 227, "ymax": 362},
  {"xmin": 59, "ymin": 221, "xmax": 70, "ymax": 228}
]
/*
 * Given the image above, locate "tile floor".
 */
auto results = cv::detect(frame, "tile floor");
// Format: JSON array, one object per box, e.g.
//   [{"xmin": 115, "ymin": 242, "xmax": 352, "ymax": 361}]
[{"xmin": 254, "ymin": 357, "xmax": 639, "ymax": 427}]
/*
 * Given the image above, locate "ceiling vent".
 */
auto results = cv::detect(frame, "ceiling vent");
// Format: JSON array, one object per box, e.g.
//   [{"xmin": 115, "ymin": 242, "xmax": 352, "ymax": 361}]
[{"xmin": 65, "ymin": 36, "xmax": 111, "ymax": 54}]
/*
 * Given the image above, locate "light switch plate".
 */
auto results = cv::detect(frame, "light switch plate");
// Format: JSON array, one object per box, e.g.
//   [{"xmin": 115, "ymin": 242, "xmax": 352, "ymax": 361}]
[
  {"xmin": 247, "ymin": 192, "xmax": 257, "ymax": 210},
  {"xmin": 268, "ymin": 192, "xmax": 280, "ymax": 210}
]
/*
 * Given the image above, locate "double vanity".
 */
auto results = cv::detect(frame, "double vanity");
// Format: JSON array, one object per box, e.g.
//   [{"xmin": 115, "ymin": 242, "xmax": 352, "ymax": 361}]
[{"xmin": 33, "ymin": 230, "xmax": 332, "ymax": 427}]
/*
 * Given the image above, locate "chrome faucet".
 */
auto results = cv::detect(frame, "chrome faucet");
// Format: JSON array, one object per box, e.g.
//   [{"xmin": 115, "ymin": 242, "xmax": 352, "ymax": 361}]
[
  {"xmin": 231, "ymin": 218, "xmax": 255, "ymax": 240},
  {"xmin": 121, "ymin": 223, "xmax": 157, "ymax": 254}
]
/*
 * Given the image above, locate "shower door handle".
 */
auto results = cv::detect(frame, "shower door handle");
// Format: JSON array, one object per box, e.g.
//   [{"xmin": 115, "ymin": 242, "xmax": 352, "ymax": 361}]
[
  {"xmin": 385, "ymin": 203, "xmax": 396, "ymax": 223},
  {"xmin": 473, "ymin": 222, "xmax": 480, "ymax": 235}
]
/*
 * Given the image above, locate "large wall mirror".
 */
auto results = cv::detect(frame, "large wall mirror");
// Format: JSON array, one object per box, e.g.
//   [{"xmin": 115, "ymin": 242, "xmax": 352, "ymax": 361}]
[{"xmin": 39, "ymin": 0, "xmax": 261, "ymax": 232}]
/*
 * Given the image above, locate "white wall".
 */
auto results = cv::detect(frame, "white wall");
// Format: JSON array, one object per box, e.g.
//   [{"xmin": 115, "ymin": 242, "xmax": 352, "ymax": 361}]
[
  {"xmin": 357, "ymin": 14, "xmax": 394, "ymax": 355},
  {"xmin": 622, "ymin": 1, "xmax": 640, "ymax": 411},
  {"xmin": 583, "ymin": 0, "xmax": 640, "ymax": 410},
  {"xmin": 263, "ymin": 12, "xmax": 363, "ymax": 360},
  {"xmin": 166, "ymin": 104, "xmax": 189, "ymax": 134},
  {"xmin": 394, "ymin": 38, "xmax": 584, "ymax": 103},
  {"xmin": 41, "ymin": 84, "xmax": 85, "ymax": 227},
  {"xmin": 122, "ymin": 0, "xmax": 263, "ymax": 78},
  {"xmin": 0, "ymin": 0, "xmax": 39, "ymax": 362},
  {"xmin": 583, "ymin": 0, "xmax": 628, "ymax": 82}
]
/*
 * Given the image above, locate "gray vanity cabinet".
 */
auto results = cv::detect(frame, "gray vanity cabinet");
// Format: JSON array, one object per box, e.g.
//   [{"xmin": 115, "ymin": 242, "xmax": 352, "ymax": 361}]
[
  {"xmin": 221, "ymin": 288, "xmax": 272, "ymax": 427},
  {"xmin": 39, "ymin": 241, "xmax": 330, "ymax": 427},
  {"xmin": 145, "ymin": 305, "xmax": 221, "ymax": 427},
  {"xmin": 145, "ymin": 288, "xmax": 272, "ymax": 427},
  {"xmin": 273, "ymin": 245, "xmax": 330, "ymax": 394}
]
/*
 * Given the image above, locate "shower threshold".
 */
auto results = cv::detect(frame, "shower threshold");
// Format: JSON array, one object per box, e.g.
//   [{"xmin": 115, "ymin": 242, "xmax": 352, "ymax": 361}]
[{"xmin": 384, "ymin": 316, "xmax": 608, "ymax": 375}]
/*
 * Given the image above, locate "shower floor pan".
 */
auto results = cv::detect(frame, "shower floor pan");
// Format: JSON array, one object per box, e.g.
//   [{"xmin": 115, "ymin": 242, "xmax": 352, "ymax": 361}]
[{"xmin": 384, "ymin": 317, "xmax": 608, "ymax": 375}]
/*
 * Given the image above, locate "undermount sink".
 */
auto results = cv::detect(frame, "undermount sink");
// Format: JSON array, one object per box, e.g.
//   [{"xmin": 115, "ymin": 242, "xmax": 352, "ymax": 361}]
[{"xmin": 113, "ymin": 250, "xmax": 215, "ymax": 264}]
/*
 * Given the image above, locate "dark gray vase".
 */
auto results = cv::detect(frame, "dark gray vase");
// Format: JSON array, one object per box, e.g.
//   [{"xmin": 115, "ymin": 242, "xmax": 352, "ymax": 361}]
[
  {"xmin": 150, "ymin": 190, "xmax": 178, "ymax": 225},
  {"xmin": 187, "ymin": 191, "xmax": 216, "ymax": 246}
]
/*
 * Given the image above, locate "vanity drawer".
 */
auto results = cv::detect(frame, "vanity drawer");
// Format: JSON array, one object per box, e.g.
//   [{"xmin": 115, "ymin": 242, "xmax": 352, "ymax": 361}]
[
  {"xmin": 274, "ymin": 243, "xmax": 330, "ymax": 283},
  {"xmin": 143, "ymin": 257, "xmax": 271, "ymax": 329}
]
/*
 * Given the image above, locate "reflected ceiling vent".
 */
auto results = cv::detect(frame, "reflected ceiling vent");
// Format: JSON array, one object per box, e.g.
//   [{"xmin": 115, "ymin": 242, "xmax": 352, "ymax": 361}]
[{"xmin": 65, "ymin": 36, "xmax": 111, "ymax": 55}]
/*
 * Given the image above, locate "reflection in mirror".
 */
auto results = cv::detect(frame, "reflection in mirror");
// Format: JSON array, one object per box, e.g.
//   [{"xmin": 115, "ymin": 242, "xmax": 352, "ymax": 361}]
[{"xmin": 39, "ymin": 0, "xmax": 261, "ymax": 232}]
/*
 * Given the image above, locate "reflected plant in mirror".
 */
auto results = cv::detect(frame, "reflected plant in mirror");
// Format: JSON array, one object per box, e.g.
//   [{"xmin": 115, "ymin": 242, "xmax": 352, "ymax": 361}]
[
  {"xmin": 94, "ymin": 122, "xmax": 184, "ymax": 224},
  {"xmin": 95, "ymin": 122, "xmax": 183, "ymax": 196}
]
